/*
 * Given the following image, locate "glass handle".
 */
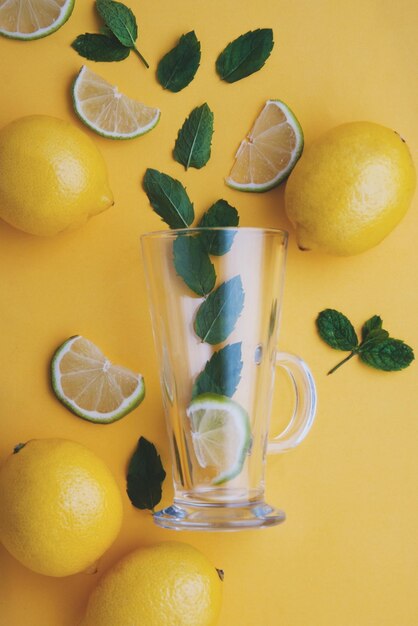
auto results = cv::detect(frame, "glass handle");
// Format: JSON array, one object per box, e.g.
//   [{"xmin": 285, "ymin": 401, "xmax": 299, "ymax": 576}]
[{"xmin": 267, "ymin": 352, "xmax": 317, "ymax": 454}]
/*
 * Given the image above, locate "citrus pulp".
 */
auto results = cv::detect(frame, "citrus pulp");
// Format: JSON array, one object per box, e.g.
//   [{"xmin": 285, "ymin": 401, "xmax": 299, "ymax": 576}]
[{"xmin": 51, "ymin": 335, "xmax": 145, "ymax": 423}]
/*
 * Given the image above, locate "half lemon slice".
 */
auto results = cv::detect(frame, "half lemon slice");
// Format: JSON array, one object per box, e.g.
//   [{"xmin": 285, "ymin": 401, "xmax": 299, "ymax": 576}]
[
  {"xmin": 51, "ymin": 336, "xmax": 145, "ymax": 423},
  {"xmin": 187, "ymin": 393, "xmax": 251, "ymax": 485},
  {"xmin": 72, "ymin": 66, "xmax": 161, "ymax": 139},
  {"xmin": 226, "ymin": 99, "xmax": 304, "ymax": 192},
  {"xmin": 0, "ymin": 0, "xmax": 74, "ymax": 40}
]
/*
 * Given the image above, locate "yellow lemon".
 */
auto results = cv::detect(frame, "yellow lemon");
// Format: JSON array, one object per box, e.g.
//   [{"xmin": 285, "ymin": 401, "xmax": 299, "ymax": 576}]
[
  {"xmin": 285, "ymin": 121, "xmax": 416, "ymax": 255},
  {"xmin": 0, "ymin": 115, "xmax": 113, "ymax": 236},
  {"xmin": 0, "ymin": 438, "xmax": 123, "ymax": 577},
  {"xmin": 80, "ymin": 542, "xmax": 223, "ymax": 626}
]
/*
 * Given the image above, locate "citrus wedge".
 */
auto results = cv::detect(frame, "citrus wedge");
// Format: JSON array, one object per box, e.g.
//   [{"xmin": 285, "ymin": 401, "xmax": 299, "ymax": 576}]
[
  {"xmin": 226, "ymin": 99, "xmax": 304, "ymax": 192},
  {"xmin": 72, "ymin": 66, "xmax": 161, "ymax": 139},
  {"xmin": 51, "ymin": 336, "xmax": 145, "ymax": 423},
  {"xmin": 187, "ymin": 393, "xmax": 251, "ymax": 485},
  {"xmin": 0, "ymin": 0, "xmax": 74, "ymax": 40}
]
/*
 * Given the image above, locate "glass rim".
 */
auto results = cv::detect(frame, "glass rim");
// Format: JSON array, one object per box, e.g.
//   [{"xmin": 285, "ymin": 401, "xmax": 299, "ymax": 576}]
[{"xmin": 141, "ymin": 226, "xmax": 289, "ymax": 241}]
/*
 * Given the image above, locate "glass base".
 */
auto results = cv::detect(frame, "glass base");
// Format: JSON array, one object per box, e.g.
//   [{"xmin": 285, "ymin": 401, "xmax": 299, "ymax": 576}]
[{"xmin": 153, "ymin": 500, "xmax": 286, "ymax": 531}]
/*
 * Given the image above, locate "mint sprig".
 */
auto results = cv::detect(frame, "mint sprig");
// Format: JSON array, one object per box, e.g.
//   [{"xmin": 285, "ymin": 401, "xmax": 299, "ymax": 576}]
[
  {"xmin": 316, "ymin": 309, "xmax": 414, "ymax": 374},
  {"xmin": 96, "ymin": 0, "xmax": 149, "ymax": 67},
  {"xmin": 72, "ymin": 0, "xmax": 148, "ymax": 67}
]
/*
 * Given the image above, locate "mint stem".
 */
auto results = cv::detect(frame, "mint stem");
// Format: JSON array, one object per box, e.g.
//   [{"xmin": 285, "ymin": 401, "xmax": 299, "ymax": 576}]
[
  {"xmin": 133, "ymin": 46, "xmax": 149, "ymax": 68},
  {"xmin": 327, "ymin": 351, "xmax": 357, "ymax": 375}
]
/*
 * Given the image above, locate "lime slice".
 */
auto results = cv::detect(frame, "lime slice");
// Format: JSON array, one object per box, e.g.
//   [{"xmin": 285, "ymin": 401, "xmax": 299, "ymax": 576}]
[
  {"xmin": 51, "ymin": 336, "xmax": 145, "ymax": 423},
  {"xmin": 72, "ymin": 66, "xmax": 161, "ymax": 139},
  {"xmin": 226, "ymin": 99, "xmax": 304, "ymax": 192},
  {"xmin": 0, "ymin": 0, "xmax": 74, "ymax": 40},
  {"xmin": 187, "ymin": 393, "xmax": 251, "ymax": 485}
]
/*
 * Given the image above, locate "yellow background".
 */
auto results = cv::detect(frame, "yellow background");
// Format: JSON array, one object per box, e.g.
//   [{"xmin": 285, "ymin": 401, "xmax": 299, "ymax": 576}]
[{"xmin": 0, "ymin": 1, "xmax": 417, "ymax": 624}]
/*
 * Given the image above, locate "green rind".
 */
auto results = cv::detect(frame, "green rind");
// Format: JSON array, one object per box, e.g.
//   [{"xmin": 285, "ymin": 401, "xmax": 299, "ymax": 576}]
[
  {"xmin": 71, "ymin": 68, "xmax": 161, "ymax": 140},
  {"xmin": 212, "ymin": 415, "xmax": 251, "ymax": 485},
  {"xmin": 226, "ymin": 99, "xmax": 304, "ymax": 193},
  {"xmin": 0, "ymin": 0, "xmax": 75, "ymax": 41},
  {"xmin": 51, "ymin": 336, "xmax": 146, "ymax": 424}
]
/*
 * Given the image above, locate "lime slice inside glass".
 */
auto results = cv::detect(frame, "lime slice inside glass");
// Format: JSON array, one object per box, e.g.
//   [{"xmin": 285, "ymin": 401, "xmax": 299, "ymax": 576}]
[{"xmin": 187, "ymin": 393, "xmax": 251, "ymax": 485}]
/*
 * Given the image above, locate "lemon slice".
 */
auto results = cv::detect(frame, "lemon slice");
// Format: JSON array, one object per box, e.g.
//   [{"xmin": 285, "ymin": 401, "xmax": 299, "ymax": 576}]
[
  {"xmin": 226, "ymin": 99, "xmax": 304, "ymax": 192},
  {"xmin": 51, "ymin": 336, "xmax": 145, "ymax": 423},
  {"xmin": 72, "ymin": 66, "xmax": 161, "ymax": 139},
  {"xmin": 187, "ymin": 393, "xmax": 251, "ymax": 485},
  {"xmin": 0, "ymin": 0, "xmax": 74, "ymax": 40}
]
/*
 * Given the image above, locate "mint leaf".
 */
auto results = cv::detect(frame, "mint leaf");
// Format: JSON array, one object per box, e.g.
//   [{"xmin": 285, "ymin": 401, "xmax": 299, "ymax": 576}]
[
  {"xmin": 198, "ymin": 200, "xmax": 239, "ymax": 255},
  {"xmin": 126, "ymin": 437, "xmax": 166, "ymax": 511},
  {"xmin": 216, "ymin": 29, "xmax": 274, "ymax": 83},
  {"xmin": 99, "ymin": 24, "xmax": 114, "ymax": 36},
  {"xmin": 173, "ymin": 103, "xmax": 214, "ymax": 170},
  {"xmin": 173, "ymin": 235, "xmax": 216, "ymax": 296},
  {"xmin": 360, "ymin": 339, "xmax": 414, "ymax": 371},
  {"xmin": 96, "ymin": 0, "xmax": 149, "ymax": 67},
  {"xmin": 361, "ymin": 315, "xmax": 383, "ymax": 340},
  {"xmin": 359, "ymin": 316, "xmax": 389, "ymax": 349},
  {"xmin": 192, "ymin": 342, "xmax": 243, "ymax": 398},
  {"xmin": 360, "ymin": 328, "xmax": 389, "ymax": 350},
  {"xmin": 316, "ymin": 309, "xmax": 359, "ymax": 351},
  {"xmin": 157, "ymin": 31, "xmax": 201, "ymax": 92},
  {"xmin": 143, "ymin": 169, "xmax": 194, "ymax": 229},
  {"xmin": 96, "ymin": 0, "xmax": 137, "ymax": 46},
  {"xmin": 71, "ymin": 33, "xmax": 130, "ymax": 62},
  {"xmin": 194, "ymin": 276, "xmax": 245, "ymax": 345}
]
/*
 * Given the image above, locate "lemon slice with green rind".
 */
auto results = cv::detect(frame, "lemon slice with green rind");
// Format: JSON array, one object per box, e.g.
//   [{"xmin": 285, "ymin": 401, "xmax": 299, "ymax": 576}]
[
  {"xmin": 187, "ymin": 393, "xmax": 251, "ymax": 485},
  {"xmin": 72, "ymin": 66, "xmax": 161, "ymax": 140},
  {"xmin": 226, "ymin": 99, "xmax": 304, "ymax": 192},
  {"xmin": 51, "ymin": 336, "xmax": 145, "ymax": 423},
  {"xmin": 0, "ymin": 0, "xmax": 74, "ymax": 40}
]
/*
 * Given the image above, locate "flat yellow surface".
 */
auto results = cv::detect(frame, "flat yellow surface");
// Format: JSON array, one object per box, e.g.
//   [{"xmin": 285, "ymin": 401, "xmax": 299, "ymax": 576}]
[{"xmin": 0, "ymin": 1, "xmax": 417, "ymax": 625}]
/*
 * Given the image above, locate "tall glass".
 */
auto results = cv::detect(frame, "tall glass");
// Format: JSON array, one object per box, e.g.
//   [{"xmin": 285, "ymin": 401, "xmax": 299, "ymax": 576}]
[{"xmin": 141, "ymin": 227, "xmax": 316, "ymax": 530}]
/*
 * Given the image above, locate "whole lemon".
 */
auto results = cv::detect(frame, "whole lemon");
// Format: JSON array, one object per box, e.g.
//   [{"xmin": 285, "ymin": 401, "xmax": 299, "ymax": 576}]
[
  {"xmin": 0, "ymin": 438, "xmax": 123, "ymax": 577},
  {"xmin": 285, "ymin": 121, "xmax": 416, "ymax": 255},
  {"xmin": 80, "ymin": 542, "xmax": 223, "ymax": 626},
  {"xmin": 0, "ymin": 115, "xmax": 113, "ymax": 236}
]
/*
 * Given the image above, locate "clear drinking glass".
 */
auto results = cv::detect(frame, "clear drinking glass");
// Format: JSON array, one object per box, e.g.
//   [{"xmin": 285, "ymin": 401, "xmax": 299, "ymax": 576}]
[{"xmin": 141, "ymin": 227, "xmax": 316, "ymax": 530}]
